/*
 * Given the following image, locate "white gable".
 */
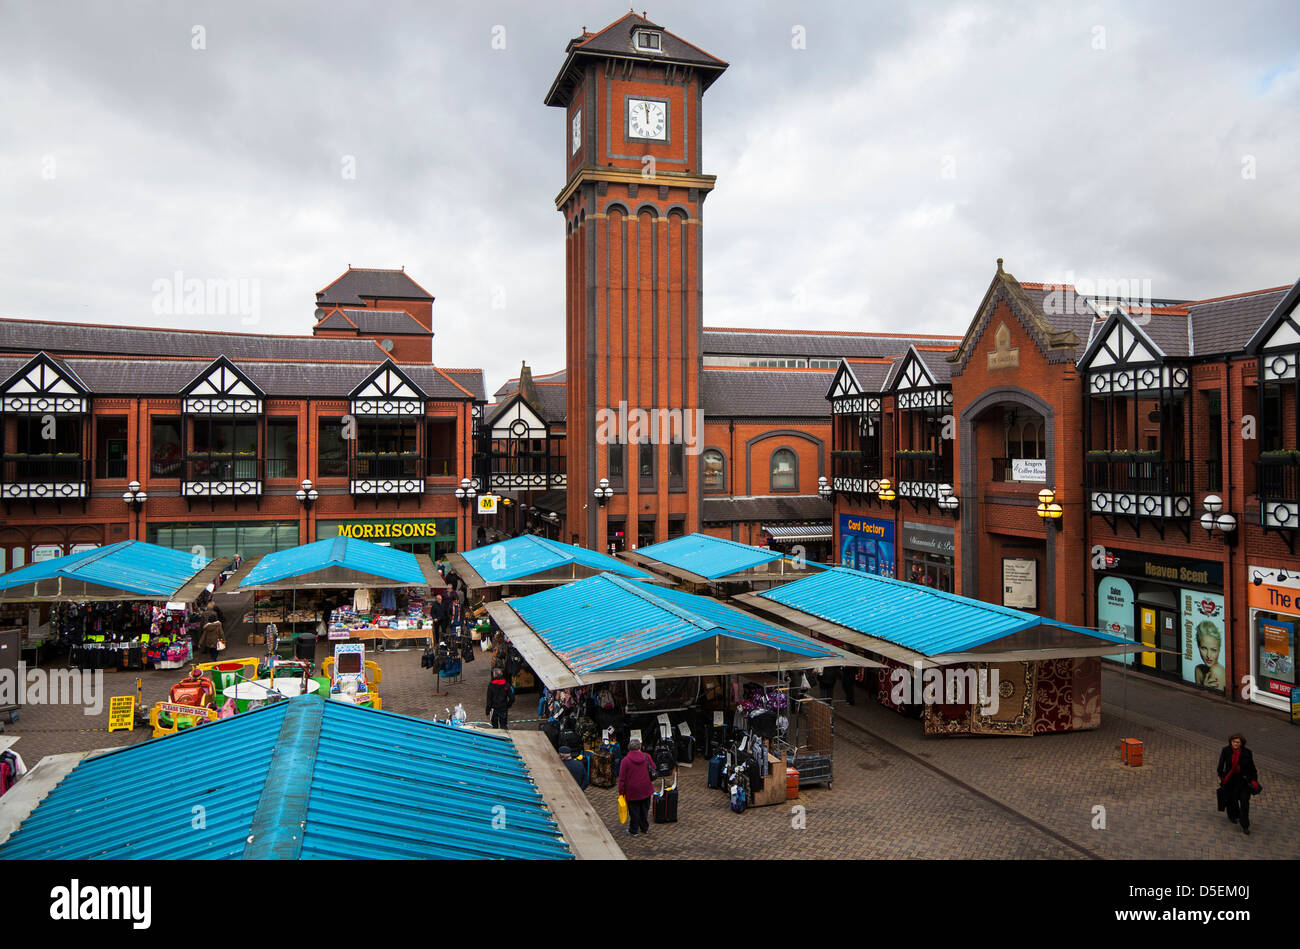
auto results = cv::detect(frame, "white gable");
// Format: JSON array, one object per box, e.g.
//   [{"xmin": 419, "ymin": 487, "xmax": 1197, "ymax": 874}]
[
  {"xmin": 1262, "ymin": 317, "xmax": 1300, "ymax": 352},
  {"xmin": 357, "ymin": 368, "xmax": 420, "ymax": 401},
  {"xmin": 1, "ymin": 356, "xmax": 87, "ymax": 413},
  {"xmin": 491, "ymin": 398, "xmax": 548, "ymax": 439},
  {"xmin": 1084, "ymin": 316, "xmax": 1160, "ymax": 370},
  {"xmin": 189, "ymin": 364, "xmax": 256, "ymax": 397}
]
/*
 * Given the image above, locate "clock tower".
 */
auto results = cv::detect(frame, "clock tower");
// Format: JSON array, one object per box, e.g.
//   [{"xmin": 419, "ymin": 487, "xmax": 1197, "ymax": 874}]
[{"xmin": 545, "ymin": 13, "xmax": 727, "ymax": 550}]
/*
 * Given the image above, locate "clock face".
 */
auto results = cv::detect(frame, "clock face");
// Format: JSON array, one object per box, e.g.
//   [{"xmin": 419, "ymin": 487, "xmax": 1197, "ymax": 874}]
[
  {"xmin": 572, "ymin": 109, "xmax": 581, "ymax": 155},
  {"xmin": 627, "ymin": 98, "xmax": 667, "ymax": 141}
]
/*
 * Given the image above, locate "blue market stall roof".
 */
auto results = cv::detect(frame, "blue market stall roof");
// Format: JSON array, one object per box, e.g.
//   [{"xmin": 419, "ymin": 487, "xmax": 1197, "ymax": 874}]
[
  {"xmin": 486, "ymin": 573, "xmax": 878, "ymax": 689},
  {"xmin": 451, "ymin": 535, "xmax": 659, "ymax": 589},
  {"xmin": 0, "ymin": 540, "xmax": 221, "ymax": 602},
  {"xmin": 233, "ymin": 536, "xmax": 429, "ymax": 590},
  {"xmin": 629, "ymin": 532, "xmax": 825, "ymax": 583},
  {"xmin": 0, "ymin": 697, "xmax": 575, "ymax": 860},
  {"xmin": 741, "ymin": 567, "xmax": 1139, "ymax": 666}
]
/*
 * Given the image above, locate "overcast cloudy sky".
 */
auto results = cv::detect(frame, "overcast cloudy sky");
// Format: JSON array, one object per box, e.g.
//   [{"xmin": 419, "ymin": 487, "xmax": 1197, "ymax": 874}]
[{"xmin": 1, "ymin": 1, "xmax": 1296, "ymax": 393}]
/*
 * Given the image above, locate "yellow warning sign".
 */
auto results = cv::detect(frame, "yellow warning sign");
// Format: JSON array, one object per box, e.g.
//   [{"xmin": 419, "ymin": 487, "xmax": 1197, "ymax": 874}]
[{"xmin": 108, "ymin": 695, "xmax": 135, "ymax": 732}]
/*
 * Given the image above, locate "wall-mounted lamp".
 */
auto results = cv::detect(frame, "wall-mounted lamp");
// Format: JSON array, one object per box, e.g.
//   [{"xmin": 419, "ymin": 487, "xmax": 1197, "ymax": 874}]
[
  {"xmin": 454, "ymin": 477, "xmax": 478, "ymax": 509},
  {"xmin": 937, "ymin": 483, "xmax": 959, "ymax": 517},
  {"xmin": 594, "ymin": 477, "xmax": 615, "ymax": 507},
  {"xmin": 1036, "ymin": 487, "xmax": 1063, "ymax": 530},
  {"xmin": 817, "ymin": 475, "xmax": 832, "ymax": 501},
  {"xmin": 122, "ymin": 480, "xmax": 148, "ymax": 511},
  {"xmin": 295, "ymin": 478, "xmax": 319, "ymax": 511},
  {"xmin": 877, "ymin": 478, "xmax": 897, "ymax": 506},
  {"xmin": 1199, "ymin": 495, "xmax": 1237, "ymax": 546}
]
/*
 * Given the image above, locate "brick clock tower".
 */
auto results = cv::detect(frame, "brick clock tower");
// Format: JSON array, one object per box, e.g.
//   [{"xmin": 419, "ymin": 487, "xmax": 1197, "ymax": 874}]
[{"xmin": 546, "ymin": 13, "xmax": 727, "ymax": 550}]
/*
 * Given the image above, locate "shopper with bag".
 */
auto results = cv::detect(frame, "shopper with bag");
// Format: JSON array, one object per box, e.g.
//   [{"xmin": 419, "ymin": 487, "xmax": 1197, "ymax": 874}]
[
  {"xmin": 617, "ymin": 737, "xmax": 656, "ymax": 838},
  {"xmin": 486, "ymin": 668, "xmax": 515, "ymax": 731},
  {"xmin": 197, "ymin": 611, "xmax": 225, "ymax": 662},
  {"xmin": 1216, "ymin": 732, "xmax": 1261, "ymax": 835}
]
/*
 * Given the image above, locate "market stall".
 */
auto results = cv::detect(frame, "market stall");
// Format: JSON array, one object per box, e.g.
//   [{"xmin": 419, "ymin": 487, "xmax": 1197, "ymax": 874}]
[
  {"xmin": 448, "ymin": 534, "xmax": 663, "ymax": 600},
  {"xmin": 624, "ymin": 532, "xmax": 825, "ymax": 595},
  {"xmin": 738, "ymin": 566, "xmax": 1164, "ymax": 737},
  {"xmin": 486, "ymin": 572, "xmax": 878, "ymax": 807},
  {"xmin": 0, "ymin": 541, "xmax": 229, "ymax": 671},
  {"xmin": 227, "ymin": 536, "xmax": 438, "ymax": 647}
]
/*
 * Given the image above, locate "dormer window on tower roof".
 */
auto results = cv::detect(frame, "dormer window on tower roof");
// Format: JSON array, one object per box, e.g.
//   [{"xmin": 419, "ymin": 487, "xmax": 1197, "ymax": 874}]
[{"xmin": 635, "ymin": 29, "xmax": 661, "ymax": 51}]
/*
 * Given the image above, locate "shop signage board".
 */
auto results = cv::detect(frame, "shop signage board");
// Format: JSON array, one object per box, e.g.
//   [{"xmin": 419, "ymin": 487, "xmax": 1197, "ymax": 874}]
[
  {"xmin": 839, "ymin": 514, "xmax": 895, "ymax": 577},
  {"xmin": 33, "ymin": 545, "xmax": 62, "ymax": 563},
  {"xmin": 317, "ymin": 519, "xmax": 456, "ymax": 542},
  {"xmin": 1097, "ymin": 576, "xmax": 1135, "ymax": 663},
  {"xmin": 159, "ymin": 702, "xmax": 217, "ymax": 720},
  {"xmin": 901, "ymin": 521, "xmax": 955, "ymax": 556},
  {"xmin": 477, "ymin": 495, "xmax": 499, "ymax": 515},
  {"xmin": 1258, "ymin": 619, "xmax": 1295, "ymax": 693},
  {"xmin": 1010, "ymin": 459, "xmax": 1047, "ymax": 483},
  {"xmin": 1002, "ymin": 558, "xmax": 1037, "ymax": 609},
  {"xmin": 1181, "ymin": 589, "xmax": 1226, "ymax": 694},
  {"xmin": 107, "ymin": 696, "xmax": 135, "ymax": 732},
  {"xmin": 1096, "ymin": 548, "xmax": 1223, "ymax": 589}
]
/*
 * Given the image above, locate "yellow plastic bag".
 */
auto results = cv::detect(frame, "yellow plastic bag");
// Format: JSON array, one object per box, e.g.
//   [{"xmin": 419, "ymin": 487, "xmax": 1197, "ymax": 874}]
[{"xmin": 617, "ymin": 794, "xmax": 628, "ymax": 824}]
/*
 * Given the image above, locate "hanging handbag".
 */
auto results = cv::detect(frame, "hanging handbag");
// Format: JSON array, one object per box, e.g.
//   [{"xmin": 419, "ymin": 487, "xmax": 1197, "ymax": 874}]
[
  {"xmin": 617, "ymin": 794, "xmax": 629, "ymax": 824},
  {"xmin": 1216, "ymin": 784, "xmax": 1227, "ymax": 811}
]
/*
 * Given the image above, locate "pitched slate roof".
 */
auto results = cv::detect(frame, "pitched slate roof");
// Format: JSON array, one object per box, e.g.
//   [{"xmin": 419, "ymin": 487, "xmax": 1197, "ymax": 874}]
[
  {"xmin": 316, "ymin": 268, "xmax": 433, "ymax": 305},
  {"xmin": 843, "ymin": 359, "xmax": 893, "ymax": 393},
  {"xmin": 489, "ymin": 379, "xmax": 567, "ymax": 423},
  {"xmin": 545, "ymin": 13, "xmax": 727, "ymax": 106},
  {"xmin": 0, "ymin": 356, "xmax": 482, "ymax": 401},
  {"xmin": 339, "ymin": 309, "xmax": 430, "ymax": 335},
  {"xmin": 494, "ymin": 368, "xmax": 567, "ymax": 397},
  {"xmin": 0, "ymin": 318, "xmax": 387, "ymax": 362},
  {"xmin": 702, "ymin": 368, "xmax": 836, "ymax": 417},
  {"xmin": 1190, "ymin": 287, "xmax": 1290, "ymax": 356},
  {"xmin": 703, "ymin": 328, "xmax": 961, "ymax": 360},
  {"xmin": 702, "ymin": 495, "xmax": 831, "ymax": 523}
]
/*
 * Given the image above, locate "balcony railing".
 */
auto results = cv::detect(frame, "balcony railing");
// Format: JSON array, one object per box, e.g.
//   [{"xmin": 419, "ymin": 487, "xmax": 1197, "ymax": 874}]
[
  {"xmin": 183, "ymin": 454, "xmax": 265, "ymax": 498},
  {"xmin": 1, "ymin": 455, "xmax": 90, "ymax": 500},
  {"xmin": 1087, "ymin": 457, "xmax": 1193, "ymax": 519},
  {"xmin": 832, "ymin": 452, "xmax": 883, "ymax": 481},
  {"xmin": 265, "ymin": 457, "xmax": 297, "ymax": 480},
  {"xmin": 350, "ymin": 454, "xmax": 424, "ymax": 495},
  {"xmin": 894, "ymin": 453, "xmax": 949, "ymax": 484},
  {"xmin": 95, "ymin": 457, "xmax": 128, "ymax": 480},
  {"xmin": 1255, "ymin": 455, "xmax": 1300, "ymax": 502},
  {"xmin": 1087, "ymin": 458, "xmax": 1191, "ymax": 495}
]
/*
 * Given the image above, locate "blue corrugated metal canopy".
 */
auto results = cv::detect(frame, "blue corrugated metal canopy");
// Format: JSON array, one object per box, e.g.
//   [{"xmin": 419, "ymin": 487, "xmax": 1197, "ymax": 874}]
[
  {"xmin": 456, "ymin": 535, "xmax": 657, "ymax": 587},
  {"xmin": 490, "ymin": 573, "xmax": 876, "ymax": 688},
  {"xmin": 756, "ymin": 567, "xmax": 1129, "ymax": 659},
  {"xmin": 633, "ymin": 532, "xmax": 825, "ymax": 582},
  {"xmin": 235, "ymin": 536, "xmax": 426, "ymax": 590},
  {"xmin": 0, "ymin": 697, "xmax": 573, "ymax": 860},
  {"xmin": 0, "ymin": 540, "xmax": 212, "ymax": 601}
]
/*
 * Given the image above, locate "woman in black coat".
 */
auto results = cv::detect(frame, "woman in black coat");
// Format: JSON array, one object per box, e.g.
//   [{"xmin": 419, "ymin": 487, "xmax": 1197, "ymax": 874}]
[{"xmin": 1216, "ymin": 733, "xmax": 1260, "ymax": 835}]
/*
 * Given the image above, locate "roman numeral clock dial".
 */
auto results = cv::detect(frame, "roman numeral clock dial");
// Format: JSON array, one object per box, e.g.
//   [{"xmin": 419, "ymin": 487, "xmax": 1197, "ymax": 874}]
[{"xmin": 628, "ymin": 98, "xmax": 667, "ymax": 141}]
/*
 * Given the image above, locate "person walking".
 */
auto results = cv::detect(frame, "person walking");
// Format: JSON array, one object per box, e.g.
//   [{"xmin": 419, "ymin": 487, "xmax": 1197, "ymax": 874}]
[
  {"xmin": 559, "ymin": 746, "xmax": 589, "ymax": 790},
  {"xmin": 819, "ymin": 666, "xmax": 836, "ymax": 701},
  {"xmin": 486, "ymin": 668, "xmax": 514, "ymax": 730},
  {"xmin": 197, "ymin": 610, "xmax": 224, "ymax": 662},
  {"xmin": 841, "ymin": 665, "xmax": 856, "ymax": 706},
  {"xmin": 1216, "ymin": 733, "xmax": 1260, "ymax": 835},
  {"xmin": 618, "ymin": 737, "xmax": 656, "ymax": 838}
]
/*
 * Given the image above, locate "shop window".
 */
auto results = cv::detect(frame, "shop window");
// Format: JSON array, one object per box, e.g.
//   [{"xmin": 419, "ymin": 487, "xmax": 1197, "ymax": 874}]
[
  {"xmin": 266, "ymin": 418, "xmax": 297, "ymax": 480},
  {"xmin": 703, "ymin": 449, "xmax": 725, "ymax": 492},
  {"xmin": 317, "ymin": 418, "xmax": 347, "ymax": 477},
  {"xmin": 904, "ymin": 550, "xmax": 954, "ymax": 593},
  {"xmin": 1261, "ymin": 384, "xmax": 1284, "ymax": 453},
  {"xmin": 770, "ymin": 448, "xmax": 797, "ymax": 492},
  {"xmin": 150, "ymin": 416, "xmax": 182, "ymax": 478}
]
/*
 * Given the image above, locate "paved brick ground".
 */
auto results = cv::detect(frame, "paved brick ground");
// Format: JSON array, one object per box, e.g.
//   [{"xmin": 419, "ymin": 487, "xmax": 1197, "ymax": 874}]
[{"xmin": 5, "ymin": 620, "xmax": 1298, "ymax": 860}]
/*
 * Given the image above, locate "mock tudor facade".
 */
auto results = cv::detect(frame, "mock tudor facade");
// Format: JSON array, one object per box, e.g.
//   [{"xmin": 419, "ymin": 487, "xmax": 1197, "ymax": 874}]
[{"xmin": 828, "ymin": 260, "xmax": 1300, "ymax": 712}]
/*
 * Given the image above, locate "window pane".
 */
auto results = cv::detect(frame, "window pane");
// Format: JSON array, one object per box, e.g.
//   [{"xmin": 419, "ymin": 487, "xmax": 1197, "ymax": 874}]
[
  {"xmin": 151, "ymin": 416, "xmax": 182, "ymax": 477},
  {"xmin": 639, "ymin": 442, "xmax": 654, "ymax": 477},
  {"xmin": 703, "ymin": 450, "xmax": 724, "ymax": 490},
  {"xmin": 669, "ymin": 443, "xmax": 683, "ymax": 478},
  {"xmin": 318, "ymin": 418, "xmax": 346, "ymax": 477},
  {"xmin": 771, "ymin": 449, "xmax": 796, "ymax": 490},
  {"xmin": 267, "ymin": 418, "xmax": 297, "ymax": 479}
]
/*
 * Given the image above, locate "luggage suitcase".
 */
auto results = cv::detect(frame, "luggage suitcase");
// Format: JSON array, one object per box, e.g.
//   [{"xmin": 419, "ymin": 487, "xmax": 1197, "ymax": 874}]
[
  {"xmin": 708, "ymin": 754, "xmax": 725, "ymax": 789},
  {"xmin": 653, "ymin": 786, "xmax": 679, "ymax": 823},
  {"xmin": 675, "ymin": 734, "xmax": 695, "ymax": 764},
  {"xmin": 729, "ymin": 774, "xmax": 748, "ymax": 814},
  {"xmin": 652, "ymin": 743, "xmax": 677, "ymax": 777}
]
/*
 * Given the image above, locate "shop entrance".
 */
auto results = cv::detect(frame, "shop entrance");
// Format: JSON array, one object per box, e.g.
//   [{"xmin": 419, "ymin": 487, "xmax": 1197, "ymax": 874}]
[{"xmin": 1155, "ymin": 608, "xmax": 1180, "ymax": 676}]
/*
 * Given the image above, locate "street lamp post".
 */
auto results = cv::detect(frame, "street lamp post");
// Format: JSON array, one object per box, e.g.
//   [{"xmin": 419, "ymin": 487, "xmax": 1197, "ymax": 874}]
[
  {"xmin": 122, "ymin": 480, "xmax": 147, "ymax": 541},
  {"xmin": 1036, "ymin": 487, "xmax": 1063, "ymax": 531}
]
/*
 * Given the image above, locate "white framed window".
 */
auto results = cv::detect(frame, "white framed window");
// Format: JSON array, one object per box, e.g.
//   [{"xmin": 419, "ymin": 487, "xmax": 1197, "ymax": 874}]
[{"xmin": 636, "ymin": 30, "xmax": 661, "ymax": 51}]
